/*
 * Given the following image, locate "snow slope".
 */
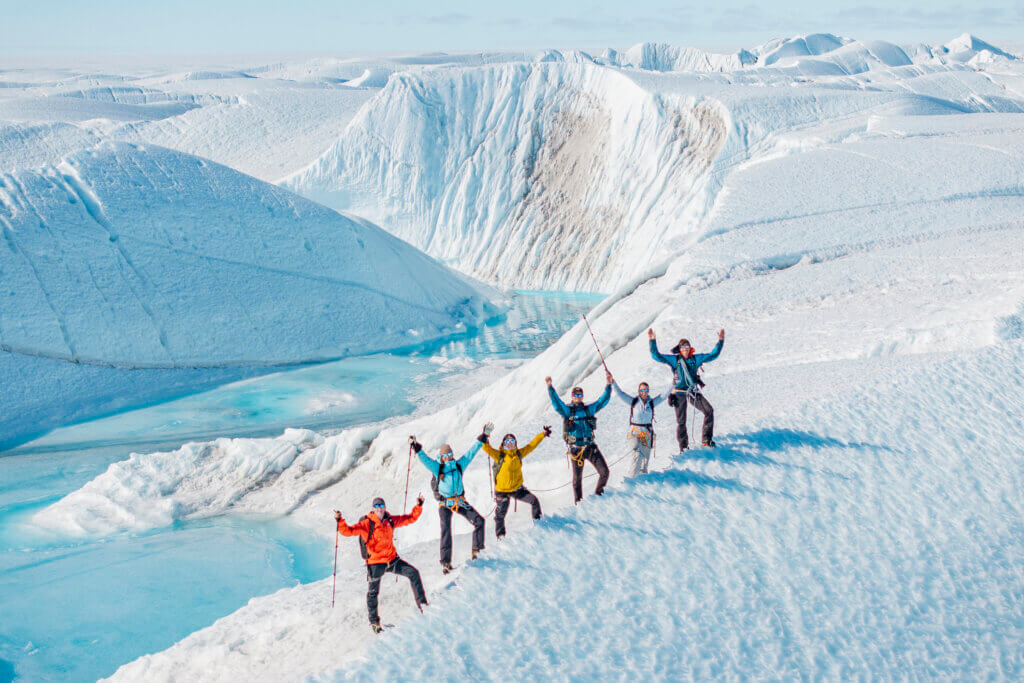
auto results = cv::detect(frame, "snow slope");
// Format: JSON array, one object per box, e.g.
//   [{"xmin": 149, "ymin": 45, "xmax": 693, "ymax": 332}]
[
  {"xmin": 10, "ymin": 34, "xmax": 1024, "ymax": 679},
  {"xmin": 0, "ymin": 139, "xmax": 493, "ymax": 448}
]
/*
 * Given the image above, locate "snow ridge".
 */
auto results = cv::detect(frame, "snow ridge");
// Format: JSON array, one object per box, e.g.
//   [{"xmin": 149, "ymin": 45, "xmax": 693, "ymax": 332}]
[{"xmin": 287, "ymin": 62, "xmax": 730, "ymax": 292}]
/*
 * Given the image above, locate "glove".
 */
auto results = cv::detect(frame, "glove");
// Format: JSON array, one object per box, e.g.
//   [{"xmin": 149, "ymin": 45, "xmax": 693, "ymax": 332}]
[
  {"xmin": 542, "ymin": 425, "xmax": 552, "ymax": 437},
  {"xmin": 483, "ymin": 422, "xmax": 494, "ymax": 436},
  {"xmin": 477, "ymin": 432, "xmax": 488, "ymax": 443},
  {"xmin": 415, "ymin": 494, "xmax": 425, "ymax": 506},
  {"xmin": 333, "ymin": 510, "xmax": 342, "ymax": 522},
  {"xmin": 410, "ymin": 440, "xmax": 422, "ymax": 452}
]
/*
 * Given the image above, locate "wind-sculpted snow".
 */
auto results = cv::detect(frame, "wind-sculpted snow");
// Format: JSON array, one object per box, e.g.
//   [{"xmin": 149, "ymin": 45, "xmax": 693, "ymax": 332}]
[
  {"xmin": 0, "ymin": 141, "xmax": 493, "ymax": 446},
  {"xmin": 288, "ymin": 62, "xmax": 730, "ymax": 292},
  {"xmin": 286, "ymin": 35, "xmax": 1023, "ymax": 293}
]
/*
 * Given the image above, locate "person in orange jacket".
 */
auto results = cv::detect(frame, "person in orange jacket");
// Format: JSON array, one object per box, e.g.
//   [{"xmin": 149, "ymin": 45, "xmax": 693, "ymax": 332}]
[{"xmin": 334, "ymin": 495, "xmax": 428, "ymax": 633}]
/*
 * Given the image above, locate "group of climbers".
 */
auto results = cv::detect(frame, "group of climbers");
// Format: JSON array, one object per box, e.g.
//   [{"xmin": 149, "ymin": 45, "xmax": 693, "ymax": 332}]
[{"xmin": 333, "ymin": 325, "xmax": 725, "ymax": 632}]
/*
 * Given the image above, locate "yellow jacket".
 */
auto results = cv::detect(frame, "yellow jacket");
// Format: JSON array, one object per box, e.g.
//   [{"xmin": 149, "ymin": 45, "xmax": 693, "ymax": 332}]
[{"xmin": 483, "ymin": 432, "xmax": 546, "ymax": 493}]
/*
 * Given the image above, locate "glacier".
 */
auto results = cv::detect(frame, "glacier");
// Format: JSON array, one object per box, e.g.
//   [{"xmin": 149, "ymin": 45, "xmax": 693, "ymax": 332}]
[
  {"xmin": 0, "ymin": 136, "xmax": 495, "ymax": 448},
  {"xmin": 2, "ymin": 31, "xmax": 1024, "ymax": 682}
]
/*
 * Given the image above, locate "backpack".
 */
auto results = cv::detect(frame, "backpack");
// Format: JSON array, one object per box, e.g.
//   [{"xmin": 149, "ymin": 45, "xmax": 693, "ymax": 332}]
[
  {"xmin": 357, "ymin": 513, "xmax": 390, "ymax": 560},
  {"xmin": 630, "ymin": 395, "xmax": 655, "ymax": 426},
  {"xmin": 430, "ymin": 460, "xmax": 463, "ymax": 501},
  {"xmin": 563, "ymin": 404, "xmax": 597, "ymax": 444}
]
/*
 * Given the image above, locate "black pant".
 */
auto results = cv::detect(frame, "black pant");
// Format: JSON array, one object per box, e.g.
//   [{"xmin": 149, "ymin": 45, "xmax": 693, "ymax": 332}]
[
  {"xmin": 438, "ymin": 500, "xmax": 485, "ymax": 565},
  {"xmin": 568, "ymin": 443, "xmax": 609, "ymax": 503},
  {"xmin": 669, "ymin": 390, "xmax": 714, "ymax": 450},
  {"xmin": 366, "ymin": 557, "xmax": 426, "ymax": 625},
  {"xmin": 494, "ymin": 487, "xmax": 541, "ymax": 537}
]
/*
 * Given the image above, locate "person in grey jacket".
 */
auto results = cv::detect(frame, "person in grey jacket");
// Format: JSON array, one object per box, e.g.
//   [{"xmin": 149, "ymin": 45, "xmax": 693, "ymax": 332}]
[{"xmin": 612, "ymin": 380, "xmax": 671, "ymax": 477}]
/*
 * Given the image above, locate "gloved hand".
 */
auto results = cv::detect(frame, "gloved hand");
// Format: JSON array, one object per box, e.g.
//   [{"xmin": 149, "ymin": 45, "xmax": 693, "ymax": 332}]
[
  {"xmin": 483, "ymin": 422, "xmax": 494, "ymax": 436},
  {"xmin": 333, "ymin": 510, "xmax": 342, "ymax": 522},
  {"xmin": 408, "ymin": 436, "xmax": 421, "ymax": 452},
  {"xmin": 542, "ymin": 425, "xmax": 552, "ymax": 437},
  {"xmin": 415, "ymin": 494, "xmax": 425, "ymax": 506}
]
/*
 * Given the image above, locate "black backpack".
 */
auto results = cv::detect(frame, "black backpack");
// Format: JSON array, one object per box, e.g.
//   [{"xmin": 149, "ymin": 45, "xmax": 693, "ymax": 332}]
[
  {"xmin": 430, "ymin": 460, "xmax": 463, "ymax": 501},
  {"xmin": 357, "ymin": 513, "xmax": 390, "ymax": 560},
  {"xmin": 563, "ymin": 404, "xmax": 597, "ymax": 444},
  {"xmin": 630, "ymin": 396, "xmax": 655, "ymax": 425}
]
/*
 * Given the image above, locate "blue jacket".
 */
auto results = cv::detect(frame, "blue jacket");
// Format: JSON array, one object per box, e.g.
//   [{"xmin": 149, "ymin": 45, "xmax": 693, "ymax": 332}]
[
  {"xmin": 416, "ymin": 441, "xmax": 482, "ymax": 499},
  {"xmin": 650, "ymin": 338, "xmax": 723, "ymax": 391},
  {"xmin": 549, "ymin": 384, "xmax": 611, "ymax": 444}
]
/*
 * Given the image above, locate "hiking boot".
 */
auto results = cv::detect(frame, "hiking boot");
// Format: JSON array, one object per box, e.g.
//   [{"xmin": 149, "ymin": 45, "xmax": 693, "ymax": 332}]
[
  {"xmin": 471, "ymin": 549, "xmax": 480, "ymax": 560},
  {"xmin": 441, "ymin": 562, "xmax": 453, "ymax": 574},
  {"xmin": 701, "ymin": 440, "xmax": 716, "ymax": 447},
  {"xmin": 371, "ymin": 622, "xmax": 383, "ymax": 635}
]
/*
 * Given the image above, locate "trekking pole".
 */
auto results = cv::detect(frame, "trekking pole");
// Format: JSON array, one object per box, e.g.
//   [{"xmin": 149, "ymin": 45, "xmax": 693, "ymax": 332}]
[
  {"xmin": 582, "ymin": 313, "xmax": 610, "ymax": 375},
  {"xmin": 330, "ymin": 528, "xmax": 339, "ymax": 608},
  {"xmin": 402, "ymin": 441, "xmax": 413, "ymax": 514}
]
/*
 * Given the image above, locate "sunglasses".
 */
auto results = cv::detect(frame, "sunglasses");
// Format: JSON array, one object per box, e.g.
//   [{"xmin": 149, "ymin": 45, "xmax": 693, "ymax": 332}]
[
  {"xmin": 502, "ymin": 437, "xmax": 516, "ymax": 443},
  {"xmin": 571, "ymin": 392, "xmax": 584, "ymax": 398},
  {"xmin": 638, "ymin": 389, "xmax": 649, "ymax": 394},
  {"xmin": 373, "ymin": 503, "xmax": 386, "ymax": 508}
]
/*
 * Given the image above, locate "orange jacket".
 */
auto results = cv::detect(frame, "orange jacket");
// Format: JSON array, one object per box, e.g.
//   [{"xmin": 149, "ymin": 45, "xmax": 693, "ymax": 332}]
[{"xmin": 338, "ymin": 504, "xmax": 422, "ymax": 565}]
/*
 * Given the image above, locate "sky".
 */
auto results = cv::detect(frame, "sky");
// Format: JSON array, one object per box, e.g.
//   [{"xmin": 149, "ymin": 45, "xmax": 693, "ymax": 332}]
[{"xmin": 1, "ymin": 0, "xmax": 1022, "ymax": 56}]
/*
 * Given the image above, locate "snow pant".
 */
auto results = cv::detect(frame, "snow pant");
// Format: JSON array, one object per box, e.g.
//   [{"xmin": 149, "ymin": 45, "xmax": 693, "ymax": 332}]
[
  {"xmin": 365, "ymin": 557, "xmax": 426, "ymax": 625},
  {"xmin": 568, "ymin": 443, "xmax": 609, "ymax": 503},
  {"xmin": 438, "ymin": 499, "xmax": 485, "ymax": 565},
  {"xmin": 494, "ymin": 487, "xmax": 541, "ymax": 537},
  {"xmin": 669, "ymin": 390, "xmax": 713, "ymax": 450},
  {"xmin": 627, "ymin": 426, "xmax": 654, "ymax": 477}
]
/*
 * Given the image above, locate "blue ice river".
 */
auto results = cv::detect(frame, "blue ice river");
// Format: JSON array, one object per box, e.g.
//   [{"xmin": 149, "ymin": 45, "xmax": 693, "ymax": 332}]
[{"xmin": 0, "ymin": 291, "xmax": 601, "ymax": 682}]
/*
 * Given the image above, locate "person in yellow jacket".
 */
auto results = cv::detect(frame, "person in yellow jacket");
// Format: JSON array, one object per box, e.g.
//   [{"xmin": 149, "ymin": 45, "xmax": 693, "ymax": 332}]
[{"xmin": 479, "ymin": 424, "xmax": 551, "ymax": 537}]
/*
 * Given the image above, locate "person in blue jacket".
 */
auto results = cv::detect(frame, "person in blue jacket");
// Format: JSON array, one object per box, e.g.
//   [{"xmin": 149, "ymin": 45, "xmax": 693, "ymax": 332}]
[
  {"xmin": 546, "ymin": 373, "xmax": 613, "ymax": 503},
  {"xmin": 649, "ymin": 327, "xmax": 725, "ymax": 450},
  {"xmin": 411, "ymin": 434, "xmax": 486, "ymax": 573}
]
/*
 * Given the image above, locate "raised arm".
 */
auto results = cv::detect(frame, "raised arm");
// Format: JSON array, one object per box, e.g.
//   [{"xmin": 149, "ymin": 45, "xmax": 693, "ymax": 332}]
[
  {"xmin": 415, "ymin": 449, "xmax": 441, "ymax": 476},
  {"xmin": 517, "ymin": 432, "xmax": 547, "ymax": 458},
  {"xmin": 611, "ymin": 381, "xmax": 634, "ymax": 404},
  {"xmin": 649, "ymin": 338, "xmax": 676, "ymax": 367},
  {"xmin": 589, "ymin": 384, "xmax": 612, "ymax": 413},
  {"xmin": 696, "ymin": 338, "xmax": 724, "ymax": 365},
  {"xmin": 547, "ymin": 385, "xmax": 570, "ymax": 418},
  {"xmin": 650, "ymin": 386, "xmax": 674, "ymax": 407},
  {"xmin": 481, "ymin": 440, "xmax": 501, "ymax": 461},
  {"xmin": 457, "ymin": 440, "xmax": 483, "ymax": 469},
  {"xmin": 391, "ymin": 501, "xmax": 423, "ymax": 528},
  {"xmin": 337, "ymin": 516, "xmax": 370, "ymax": 537}
]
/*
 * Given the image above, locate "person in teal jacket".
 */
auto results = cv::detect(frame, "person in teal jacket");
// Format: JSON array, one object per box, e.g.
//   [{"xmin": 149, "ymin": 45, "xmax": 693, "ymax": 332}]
[
  {"xmin": 649, "ymin": 327, "xmax": 725, "ymax": 450},
  {"xmin": 411, "ymin": 436, "xmax": 485, "ymax": 573},
  {"xmin": 546, "ymin": 373, "xmax": 613, "ymax": 503}
]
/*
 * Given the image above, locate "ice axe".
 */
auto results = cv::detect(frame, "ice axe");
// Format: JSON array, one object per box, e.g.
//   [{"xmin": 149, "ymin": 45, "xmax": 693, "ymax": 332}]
[{"xmin": 582, "ymin": 313, "xmax": 610, "ymax": 375}]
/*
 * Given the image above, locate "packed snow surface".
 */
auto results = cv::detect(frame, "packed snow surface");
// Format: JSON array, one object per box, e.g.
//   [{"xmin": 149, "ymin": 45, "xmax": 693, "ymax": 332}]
[{"xmin": 4, "ymin": 31, "xmax": 1024, "ymax": 681}]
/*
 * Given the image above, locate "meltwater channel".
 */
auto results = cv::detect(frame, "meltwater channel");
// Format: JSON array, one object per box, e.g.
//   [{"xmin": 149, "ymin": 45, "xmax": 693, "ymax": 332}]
[{"xmin": 0, "ymin": 291, "xmax": 602, "ymax": 682}]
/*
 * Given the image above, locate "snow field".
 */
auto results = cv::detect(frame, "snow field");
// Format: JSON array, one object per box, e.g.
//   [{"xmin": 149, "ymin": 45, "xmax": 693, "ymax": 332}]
[
  {"xmin": 327, "ymin": 341, "xmax": 1024, "ymax": 680},
  {"xmin": 7, "ymin": 32, "xmax": 1024, "ymax": 680}
]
